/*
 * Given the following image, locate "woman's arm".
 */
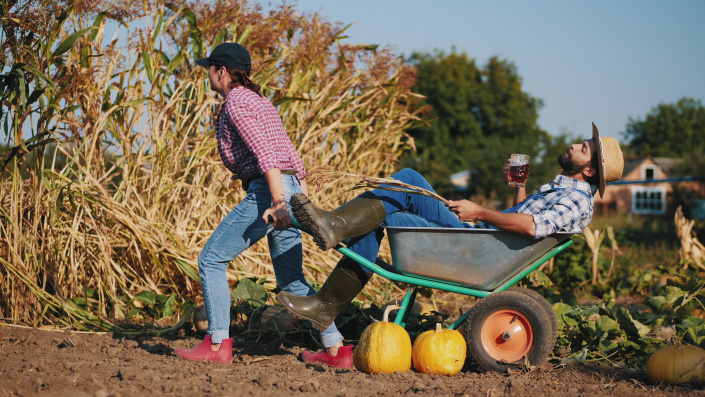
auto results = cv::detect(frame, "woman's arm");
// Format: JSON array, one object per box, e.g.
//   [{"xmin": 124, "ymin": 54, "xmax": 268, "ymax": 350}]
[
  {"xmin": 262, "ymin": 168, "xmax": 291, "ymax": 229},
  {"xmin": 299, "ymin": 178, "xmax": 309, "ymax": 197}
]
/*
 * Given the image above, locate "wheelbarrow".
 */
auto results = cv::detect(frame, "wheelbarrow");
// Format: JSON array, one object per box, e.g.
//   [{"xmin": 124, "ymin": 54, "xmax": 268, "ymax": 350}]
[{"xmin": 295, "ymin": 222, "xmax": 574, "ymax": 373}]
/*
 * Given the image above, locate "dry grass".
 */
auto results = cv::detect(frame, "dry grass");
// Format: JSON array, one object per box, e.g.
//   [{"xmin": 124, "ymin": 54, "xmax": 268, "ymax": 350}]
[{"xmin": 0, "ymin": 0, "xmax": 423, "ymax": 327}]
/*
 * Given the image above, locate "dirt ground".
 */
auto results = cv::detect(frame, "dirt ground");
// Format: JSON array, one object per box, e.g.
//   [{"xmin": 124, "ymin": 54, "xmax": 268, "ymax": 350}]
[{"xmin": 1, "ymin": 323, "xmax": 703, "ymax": 397}]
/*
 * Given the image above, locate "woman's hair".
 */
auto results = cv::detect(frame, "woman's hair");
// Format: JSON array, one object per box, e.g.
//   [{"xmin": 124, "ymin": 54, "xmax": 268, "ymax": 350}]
[{"xmin": 224, "ymin": 67, "xmax": 262, "ymax": 96}]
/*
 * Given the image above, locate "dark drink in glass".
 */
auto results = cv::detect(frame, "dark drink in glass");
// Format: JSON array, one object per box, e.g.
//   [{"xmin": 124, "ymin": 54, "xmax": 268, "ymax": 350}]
[
  {"xmin": 509, "ymin": 163, "xmax": 530, "ymax": 187},
  {"xmin": 508, "ymin": 153, "xmax": 530, "ymax": 187}
]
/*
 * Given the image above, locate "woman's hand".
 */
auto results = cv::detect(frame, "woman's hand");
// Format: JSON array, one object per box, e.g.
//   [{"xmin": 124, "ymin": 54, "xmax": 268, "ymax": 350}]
[{"xmin": 263, "ymin": 199, "xmax": 291, "ymax": 229}]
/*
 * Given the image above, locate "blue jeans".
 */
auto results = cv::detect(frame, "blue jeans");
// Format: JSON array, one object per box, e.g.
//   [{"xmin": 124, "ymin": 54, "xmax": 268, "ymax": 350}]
[
  {"xmin": 199, "ymin": 174, "xmax": 343, "ymax": 347},
  {"xmin": 347, "ymin": 168, "xmax": 470, "ymax": 267}
]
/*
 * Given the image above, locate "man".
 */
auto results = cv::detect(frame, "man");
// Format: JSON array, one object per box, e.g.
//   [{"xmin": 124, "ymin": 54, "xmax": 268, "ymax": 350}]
[{"xmin": 277, "ymin": 123, "xmax": 624, "ymax": 358}]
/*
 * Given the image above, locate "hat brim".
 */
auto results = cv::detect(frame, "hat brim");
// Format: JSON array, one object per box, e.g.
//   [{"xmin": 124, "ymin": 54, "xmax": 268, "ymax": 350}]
[
  {"xmin": 592, "ymin": 122, "xmax": 606, "ymax": 198},
  {"xmin": 195, "ymin": 58, "xmax": 210, "ymax": 67}
]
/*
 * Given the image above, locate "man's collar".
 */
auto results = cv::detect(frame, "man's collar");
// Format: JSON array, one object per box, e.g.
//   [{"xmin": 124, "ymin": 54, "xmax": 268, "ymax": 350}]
[{"xmin": 546, "ymin": 175, "xmax": 597, "ymax": 196}]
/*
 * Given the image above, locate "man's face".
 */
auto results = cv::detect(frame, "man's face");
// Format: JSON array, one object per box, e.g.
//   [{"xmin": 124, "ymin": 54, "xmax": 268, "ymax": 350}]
[{"xmin": 558, "ymin": 139, "xmax": 596, "ymax": 175}]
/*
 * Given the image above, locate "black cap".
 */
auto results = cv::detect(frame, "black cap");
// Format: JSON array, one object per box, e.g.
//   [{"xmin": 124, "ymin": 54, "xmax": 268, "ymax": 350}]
[{"xmin": 196, "ymin": 43, "xmax": 251, "ymax": 71}]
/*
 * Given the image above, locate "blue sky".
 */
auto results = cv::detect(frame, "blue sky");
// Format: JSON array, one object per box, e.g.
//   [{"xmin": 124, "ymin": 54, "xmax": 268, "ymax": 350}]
[{"xmin": 278, "ymin": 0, "xmax": 705, "ymax": 141}]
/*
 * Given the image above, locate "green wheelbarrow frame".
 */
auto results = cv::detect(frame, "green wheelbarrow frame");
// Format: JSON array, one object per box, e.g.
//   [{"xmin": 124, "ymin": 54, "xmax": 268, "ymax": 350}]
[{"xmin": 292, "ymin": 221, "xmax": 573, "ymax": 331}]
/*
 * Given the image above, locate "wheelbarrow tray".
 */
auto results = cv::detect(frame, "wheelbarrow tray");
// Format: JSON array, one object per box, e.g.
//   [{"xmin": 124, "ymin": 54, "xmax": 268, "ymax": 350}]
[{"xmin": 386, "ymin": 226, "xmax": 572, "ymax": 291}]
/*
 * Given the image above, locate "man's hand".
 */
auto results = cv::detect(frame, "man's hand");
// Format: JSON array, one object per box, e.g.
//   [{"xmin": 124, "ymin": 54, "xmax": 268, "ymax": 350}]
[
  {"xmin": 447, "ymin": 199, "xmax": 484, "ymax": 223},
  {"xmin": 501, "ymin": 160, "xmax": 511, "ymax": 185},
  {"xmin": 502, "ymin": 159, "xmax": 527, "ymax": 205},
  {"xmin": 263, "ymin": 199, "xmax": 291, "ymax": 229}
]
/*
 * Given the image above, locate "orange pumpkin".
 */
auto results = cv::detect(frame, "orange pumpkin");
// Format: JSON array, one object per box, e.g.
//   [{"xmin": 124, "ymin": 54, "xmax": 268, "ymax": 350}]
[
  {"xmin": 412, "ymin": 323, "xmax": 467, "ymax": 375},
  {"xmin": 353, "ymin": 305, "xmax": 412, "ymax": 374},
  {"xmin": 692, "ymin": 309, "xmax": 705, "ymax": 319},
  {"xmin": 647, "ymin": 344, "xmax": 705, "ymax": 384}
]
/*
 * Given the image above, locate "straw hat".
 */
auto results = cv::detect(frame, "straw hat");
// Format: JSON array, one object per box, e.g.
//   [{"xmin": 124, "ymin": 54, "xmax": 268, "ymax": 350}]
[{"xmin": 592, "ymin": 122, "xmax": 624, "ymax": 198}]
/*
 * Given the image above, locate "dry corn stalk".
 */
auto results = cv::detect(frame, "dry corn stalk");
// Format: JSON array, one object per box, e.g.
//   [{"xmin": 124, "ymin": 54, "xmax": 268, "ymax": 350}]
[
  {"xmin": 583, "ymin": 226, "xmax": 604, "ymax": 285},
  {"xmin": 676, "ymin": 206, "xmax": 705, "ymax": 270},
  {"xmin": 307, "ymin": 167, "xmax": 448, "ymax": 204}
]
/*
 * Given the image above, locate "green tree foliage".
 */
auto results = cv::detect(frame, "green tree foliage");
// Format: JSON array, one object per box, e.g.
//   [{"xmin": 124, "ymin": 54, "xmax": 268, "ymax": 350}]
[
  {"xmin": 623, "ymin": 97, "xmax": 705, "ymax": 177},
  {"xmin": 402, "ymin": 50, "xmax": 562, "ymax": 203}
]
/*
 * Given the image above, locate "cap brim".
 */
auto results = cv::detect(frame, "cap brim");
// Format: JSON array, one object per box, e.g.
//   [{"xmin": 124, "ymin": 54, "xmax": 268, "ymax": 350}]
[
  {"xmin": 592, "ymin": 122, "xmax": 606, "ymax": 198},
  {"xmin": 195, "ymin": 58, "xmax": 210, "ymax": 67}
]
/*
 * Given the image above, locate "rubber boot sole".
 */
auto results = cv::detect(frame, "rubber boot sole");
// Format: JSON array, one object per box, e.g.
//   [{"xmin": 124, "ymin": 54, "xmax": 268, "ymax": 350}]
[{"xmin": 291, "ymin": 193, "xmax": 334, "ymax": 250}]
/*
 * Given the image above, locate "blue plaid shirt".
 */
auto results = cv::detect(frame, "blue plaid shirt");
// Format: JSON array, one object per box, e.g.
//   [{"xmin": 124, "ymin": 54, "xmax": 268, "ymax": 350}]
[{"xmin": 478, "ymin": 175, "xmax": 596, "ymax": 238}]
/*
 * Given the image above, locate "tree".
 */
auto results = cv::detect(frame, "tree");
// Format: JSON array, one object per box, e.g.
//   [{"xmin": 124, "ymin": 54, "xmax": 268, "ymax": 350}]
[
  {"xmin": 402, "ymin": 50, "xmax": 560, "ymax": 203},
  {"xmin": 623, "ymin": 97, "xmax": 705, "ymax": 178},
  {"xmin": 624, "ymin": 98, "xmax": 705, "ymax": 158}
]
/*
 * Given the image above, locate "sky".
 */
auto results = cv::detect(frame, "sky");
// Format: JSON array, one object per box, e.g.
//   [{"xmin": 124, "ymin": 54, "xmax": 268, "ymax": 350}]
[{"xmin": 273, "ymin": 0, "xmax": 705, "ymax": 141}]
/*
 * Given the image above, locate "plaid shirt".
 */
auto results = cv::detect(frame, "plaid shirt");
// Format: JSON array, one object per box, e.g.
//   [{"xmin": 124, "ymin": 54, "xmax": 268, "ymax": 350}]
[
  {"xmin": 477, "ymin": 175, "xmax": 596, "ymax": 238},
  {"xmin": 214, "ymin": 86, "xmax": 306, "ymax": 181}
]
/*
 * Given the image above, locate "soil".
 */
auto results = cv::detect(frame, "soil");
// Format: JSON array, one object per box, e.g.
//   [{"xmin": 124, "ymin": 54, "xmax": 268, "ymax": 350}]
[{"xmin": 1, "ymin": 323, "xmax": 702, "ymax": 397}]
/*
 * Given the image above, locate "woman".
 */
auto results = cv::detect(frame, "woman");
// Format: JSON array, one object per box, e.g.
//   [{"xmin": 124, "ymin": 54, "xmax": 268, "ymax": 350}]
[{"xmin": 175, "ymin": 43, "xmax": 349, "ymax": 367}]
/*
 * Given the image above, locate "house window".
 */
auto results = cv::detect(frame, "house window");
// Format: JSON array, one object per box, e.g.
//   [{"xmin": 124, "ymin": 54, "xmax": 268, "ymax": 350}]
[
  {"xmin": 641, "ymin": 165, "xmax": 658, "ymax": 181},
  {"xmin": 631, "ymin": 186, "xmax": 666, "ymax": 214}
]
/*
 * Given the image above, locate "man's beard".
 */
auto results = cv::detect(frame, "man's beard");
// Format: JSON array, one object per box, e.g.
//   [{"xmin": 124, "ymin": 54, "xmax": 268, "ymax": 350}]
[{"xmin": 558, "ymin": 152, "xmax": 588, "ymax": 175}]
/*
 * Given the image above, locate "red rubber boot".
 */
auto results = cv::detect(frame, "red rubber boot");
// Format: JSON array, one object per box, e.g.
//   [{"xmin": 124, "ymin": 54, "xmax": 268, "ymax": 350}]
[
  {"xmin": 175, "ymin": 335, "xmax": 233, "ymax": 364},
  {"xmin": 301, "ymin": 345, "xmax": 353, "ymax": 368}
]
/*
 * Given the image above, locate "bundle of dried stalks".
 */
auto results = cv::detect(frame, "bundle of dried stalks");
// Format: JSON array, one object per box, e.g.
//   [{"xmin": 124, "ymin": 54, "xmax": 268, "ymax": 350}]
[
  {"xmin": 675, "ymin": 206, "xmax": 705, "ymax": 270},
  {"xmin": 306, "ymin": 167, "xmax": 448, "ymax": 204}
]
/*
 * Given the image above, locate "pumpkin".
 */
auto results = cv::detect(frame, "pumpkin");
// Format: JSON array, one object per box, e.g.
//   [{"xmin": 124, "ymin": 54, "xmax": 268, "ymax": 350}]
[
  {"xmin": 192, "ymin": 304, "xmax": 248, "ymax": 332},
  {"xmin": 692, "ymin": 309, "xmax": 705, "ymax": 319},
  {"xmin": 412, "ymin": 323, "xmax": 467, "ymax": 375},
  {"xmin": 193, "ymin": 304, "xmax": 209, "ymax": 332},
  {"xmin": 353, "ymin": 305, "xmax": 412, "ymax": 374},
  {"xmin": 647, "ymin": 343, "xmax": 705, "ymax": 384}
]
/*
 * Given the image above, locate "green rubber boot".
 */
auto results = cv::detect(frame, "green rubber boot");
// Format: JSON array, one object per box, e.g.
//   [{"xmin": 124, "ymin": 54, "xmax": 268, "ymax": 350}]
[
  {"xmin": 276, "ymin": 257, "xmax": 371, "ymax": 331},
  {"xmin": 290, "ymin": 192, "xmax": 386, "ymax": 251}
]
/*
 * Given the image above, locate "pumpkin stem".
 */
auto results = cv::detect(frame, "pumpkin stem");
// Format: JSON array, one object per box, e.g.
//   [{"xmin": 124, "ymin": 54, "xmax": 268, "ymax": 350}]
[
  {"xmin": 382, "ymin": 304, "xmax": 400, "ymax": 322},
  {"xmin": 435, "ymin": 323, "xmax": 442, "ymax": 332}
]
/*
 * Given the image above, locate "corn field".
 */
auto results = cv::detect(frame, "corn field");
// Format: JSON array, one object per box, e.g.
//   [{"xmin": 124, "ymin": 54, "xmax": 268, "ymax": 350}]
[{"xmin": 0, "ymin": 0, "xmax": 424, "ymax": 329}]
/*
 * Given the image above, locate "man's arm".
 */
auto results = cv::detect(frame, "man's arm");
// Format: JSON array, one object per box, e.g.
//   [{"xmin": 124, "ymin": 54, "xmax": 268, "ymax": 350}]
[{"xmin": 447, "ymin": 200, "xmax": 536, "ymax": 237}]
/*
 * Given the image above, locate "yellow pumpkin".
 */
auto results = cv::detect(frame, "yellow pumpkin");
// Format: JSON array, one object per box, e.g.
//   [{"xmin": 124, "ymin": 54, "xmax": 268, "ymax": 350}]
[
  {"xmin": 353, "ymin": 305, "xmax": 412, "ymax": 374},
  {"xmin": 412, "ymin": 323, "xmax": 467, "ymax": 375},
  {"xmin": 647, "ymin": 344, "xmax": 705, "ymax": 384},
  {"xmin": 692, "ymin": 309, "xmax": 705, "ymax": 319}
]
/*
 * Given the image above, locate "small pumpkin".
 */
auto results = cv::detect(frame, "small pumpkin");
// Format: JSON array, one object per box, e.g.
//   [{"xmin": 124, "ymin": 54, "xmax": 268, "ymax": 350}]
[
  {"xmin": 412, "ymin": 323, "xmax": 467, "ymax": 375},
  {"xmin": 192, "ymin": 304, "xmax": 248, "ymax": 332},
  {"xmin": 353, "ymin": 305, "xmax": 412, "ymax": 374},
  {"xmin": 193, "ymin": 304, "xmax": 209, "ymax": 332},
  {"xmin": 647, "ymin": 343, "xmax": 705, "ymax": 384},
  {"xmin": 692, "ymin": 309, "xmax": 705, "ymax": 319}
]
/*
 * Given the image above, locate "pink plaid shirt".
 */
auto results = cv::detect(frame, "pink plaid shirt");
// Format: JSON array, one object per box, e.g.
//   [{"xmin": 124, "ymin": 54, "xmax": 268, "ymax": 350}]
[{"xmin": 215, "ymin": 86, "xmax": 306, "ymax": 181}]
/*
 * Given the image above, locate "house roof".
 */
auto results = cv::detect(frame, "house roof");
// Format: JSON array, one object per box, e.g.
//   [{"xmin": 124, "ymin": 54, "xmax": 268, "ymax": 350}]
[{"xmin": 622, "ymin": 156, "xmax": 683, "ymax": 177}]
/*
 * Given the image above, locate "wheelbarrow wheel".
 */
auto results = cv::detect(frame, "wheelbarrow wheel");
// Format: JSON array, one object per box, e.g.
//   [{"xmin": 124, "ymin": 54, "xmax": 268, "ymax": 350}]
[
  {"xmin": 507, "ymin": 287, "xmax": 558, "ymax": 346},
  {"xmin": 463, "ymin": 290, "xmax": 553, "ymax": 373}
]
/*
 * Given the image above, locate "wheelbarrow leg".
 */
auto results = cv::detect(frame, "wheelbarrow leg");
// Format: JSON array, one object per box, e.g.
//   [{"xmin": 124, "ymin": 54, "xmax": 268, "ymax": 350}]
[{"xmin": 394, "ymin": 287, "xmax": 418, "ymax": 328}]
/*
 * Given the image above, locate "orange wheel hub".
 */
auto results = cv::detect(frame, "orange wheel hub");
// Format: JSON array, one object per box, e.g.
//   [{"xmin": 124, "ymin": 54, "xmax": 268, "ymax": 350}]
[{"xmin": 480, "ymin": 309, "xmax": 533, "ymax": 362}]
